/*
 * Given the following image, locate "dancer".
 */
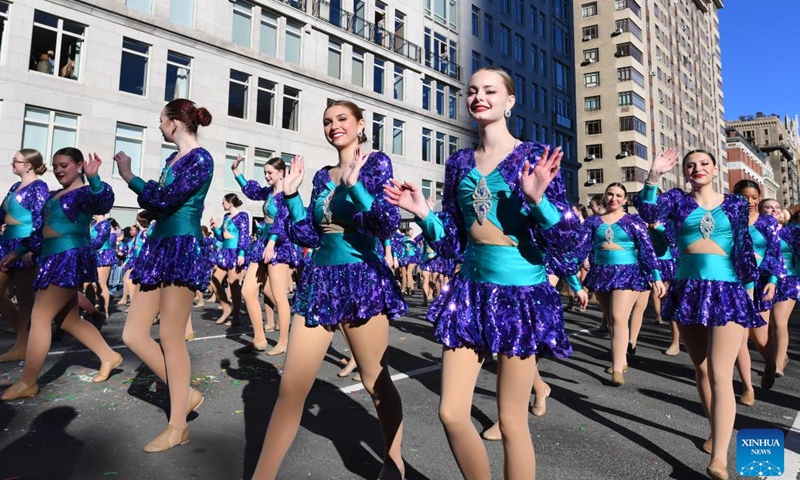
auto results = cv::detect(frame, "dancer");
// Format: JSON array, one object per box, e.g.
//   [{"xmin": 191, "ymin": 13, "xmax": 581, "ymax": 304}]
[
  {"xmin": 210, "ymin": 193, "xmax": 250, "ymax": 326},
  {"xmin": 0, "ymin": 149, "xmax": 49, "ymax": 363},
  {"xmin": 399, "ymin": 228, "xmax": 418, "ymax": 295},
  {"xmin": 232, "ymin": 154, "xmax": 296, "ymax": 355},
  {"xmin": 90, "ymin": 213, "xmax": 116, "ymax": 315},
  {"xmin": 581, "ymin": 183, "xmax": 665, "ymax": 385},
  {"xmin": 252, "ymin": 100, "xmax": 407, "ymax": 480},
  {"xmin": 647, "ymin": 219, "xmax": 682, "ymax": 354},
  {"xmin": 636, "ymin": 148, "xmax": 763, "ymax": 480},
  {"xmin": 385, "ymin": 67, "xmax": 581, "ymax": 480},
  {"xmin": 0, "ymin": 148, "xmax": 121, "ymax": 401},
  {"xmin": 115, "ymin": 98, "xmax": 213, "ymax": 452}
]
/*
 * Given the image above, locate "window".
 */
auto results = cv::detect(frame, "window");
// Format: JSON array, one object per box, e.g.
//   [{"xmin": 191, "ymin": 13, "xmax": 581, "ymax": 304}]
[
  {"xmin": 581, "ymin": 2, "xmax": 597, "ymax": 17},
  {"xmin": 621, "ymin": 166, "xmax": 636, "ymax": 182},
  {"xmin": 500, "ymin": 25, "xmax": 510, "ymax": 55},
  {"xmin": 259, "ymin": 11, "xmax": 278, "ymax": 56},
  {"xmin": 529, "ymin": 44, "xmax": 538, "ymax": 68},
  {"xmin": 430, "ymin": 0, "xmax": 457, "ymax": 28},
  {"xmin": 539, "ymin": 87, "xmax": 547, "ymax": 114},
  {"xmin": 371, "ymin": 114, "xmax": 385, "ymax": 151},
  {"xmin": 421, "ymin": 179, "xmax": 432, "ymax": 200},
  {"xmin": 512, "ymin": 75, "xmax": 525, "ymax": 106},
  {"xmin": 435, "ymin": 181, "xmax": 444, "ymax": 200},
  {"xmin": 513, "ymin": 34, "xmax": 524, "ymax": 63},
  {"xmin": 436, "ymin": 132, "xmax": 446, "ymax": 165},
  {"xmin": 530, "ymin": 83, "xmax": 538, "ymax": 110},
  {"xmin": 538, "ymin": 12, "xmax": 545, "ymax": 38},
  {"xmin": 232, "ymin": 1, "xmax": 252, "ymax": 47},
  {"xmin": 583, "ymin": 48, "xmax": 599, "ymax": 63},
  {"xmin": 471, "ymin": 51, "xmax": 481, "ymax": 73},
  {"xmin": 553, "ymin": 25, "xmax": 569, "ymax": 56},
  {"xmin": 584, "ymin": 96, "xmax": 601, "ymax": 111},
  {"xmin": 282, "ymin": 86, "xmax": 300, "ymax": 131},
  {"xmin": 285, "ymin": 21, "xmax": 302, "ymax": 64},
  {"xmin": 394, "ymin": 66, "xmax": 404, "ymax": 101},
  {"xmin": 586, "ymin": 144, "xmax": 603, "ymax": 159},
  {"xmin": 471, "ymin": 6, "xmax": 480, "ymax": 37},
  {"xmin": 422, "ymin": 78, "xmax": 431, "ymax": 110},
  {"xmin": 373, "ymin": 58, "xmax": 385, "ymax": 94},
  {"xmin": 228, "ymin": 70, "xmax": 249, "ymax": 119},
  {"xmin": 225, "ymin": 144, "xmax": 247, "ymax": 190},
  {"xmin": 422, "ymin": 128, "xmax": 432, "ymax": 162},
  {"xmin": 620, "ymin": 141, "xmax": 647, "ymax": 159},
  {"xmin": 113, "ymin": 123, "xmax": 144, "ymax": 177},
  {"xmin": 165, "ymin": 51, "xmax": 191, "ymax": 101},
  {"xmin": 530, "ymin": 122, "xmax": 539, "ymax": 142},
  {"xmin": 256, "ymin": 78, "xmax": 275, "ymax": 126},
  {"xmin": 119, "ymin": 38, "xmax": 150, "ymax": 96},
  {"xmin": 615, "ymin": 42, "xmax": 643, "ymax": 63},
  {"xmin": 587, "ymin": 169, "xmax": 603, "ymax": 184},
  {"xmin": 513, "ymin": 0, "xmax": 524, "ymax": 23},
  {"xmin": 618, "ymin": 91, "xmax": 645, "ymax": 111},
  {"xmin": 170, "ymin": 0, "xmax": 194, "ymax": 28},
  {"xmin": 435, "ymin": 83, "xmax": 445, "ymax": 115},
  {"xmin": 614, "ymin": 0, "xmax": 641, "ymax": 17},
  {"xmin": 352, "ymin": 49, "xmax": 364, "ymax": 87},
  {"xmin": 483, "ymin": 14, "xmax": 493, "ymax": 46},
  {"xmin": 448, "ymin": 88, "xmax": 457, "ymax": 119},
  {"xmin": 539, "ymin": 49, "xmax": 547, "ymax": 75},
  {"xmin": 583, "ymin": 72, "xmax": 600, "ymax": 88},
  {"xmin": 22, "ymin": 107, "xmax": 79, "ymax": 163},
  {"xmin": 126, "ymin": 0, "xmax": 152, "ymax": 13},
  {"xmin": 514, "ymin": 117, "xmax": 526, "ymax": 138},
  {"xmin": 392, "ymin": 119, "xmax": 404, "ymax": 156},
  {"xmin": 30, "ymin": 11, "xmax": 86, "ymax": 80},
  {"xmin": 581, "ymin": 25, "xmax": 598, "ymax": 41},
  {"xmin": 449, "ymin": 135, "xmax": 458, "ymax": 155},
  {"xmin": 617, "ymin": 66, "xmax": 644, "ymax": 87},
  {"xmin": 328, "ymin": 40, "xmax": 342, "ymax": 78},
  {"xmin": 619, "ymin": 116, "xmax": 646, "ymax": 134},
  {"xmin": 585, "ymin": 120, "xmax": 602, "ymax": 135},
  {"xmin": 254, "ymin": 148, "xmax": 274, "ymax": 172},
  {"xmin": 280, "ymin": 152, "xmax": 296, "ymax": 166},
  {"xmin": 553, "ymin": 62, "xmax": 570, "ymax": 94},
  {"xmin": 615, "ymin": 18, "xmax": 642, "ymax": 40}
]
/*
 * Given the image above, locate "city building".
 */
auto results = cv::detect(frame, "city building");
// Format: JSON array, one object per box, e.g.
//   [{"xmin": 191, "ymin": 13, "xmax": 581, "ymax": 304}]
[
  {"xmin": 0, "ymin": 0, "xmax": 579, "ymax": 230},
  {"xmin": 573, "ymin": 0, "xmax": 727, "ymax": 203},
  {"xmin": 725, "ymin": 126, "xmax": 778, "ymax": 199},
  {"xmin": 727, "ymin": 113, "xmax": 800, "ymax": 208}
]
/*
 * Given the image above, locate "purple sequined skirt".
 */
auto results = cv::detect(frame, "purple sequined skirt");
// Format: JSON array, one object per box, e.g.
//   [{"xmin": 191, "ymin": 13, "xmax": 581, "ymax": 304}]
[
  {"xmin": 398, "ymin": 256, "xmax": 417, "ymax": 267},
  {"xmin": 215, "ymin": 248, "xmax": 245, "ymax": 270},
  {"xmin": 0, "ymin": 237, "xmax": 26, "ymax": 271},
  {"xmin": 585, "ymin": 264, "xmax": 650, "ymax": 292},
  {"xmin": 774, "ymin": 275, "xmax": 800, "ymax": 303},
  {"xmin": 420, "ymin": 256, "xmax": 456, "ymax": 276},
  {"xmin": 131, "ymin": 235, "xmax": 209, "ymax": 292},
  {"xmin": 427, "ymin": 276, "xmax": 572, "ymax": 359},
  {"xmin": 751, "ymin": 274, "xmax": 777, "ymax": 312},
  {"xmin": 658, "ymin": 259, "xmax": 677, "ymax": 283},
  {"xmin": 33, "ymin": 247, "xmax": 97, "ymax": 290},
  {"xmin": 292, "ymin": 259, "xmax": 407, "ymax": 327},
  {"xmin": 95, "ymin": 249, "xmax": 118, "ymax": 267},
  {"xmin": 663, "ymin": 279, "xmax": 765, "ymax": 328},
  {"xmin": 247, "ymin": 237, "xmax": 300, "ymax": 267}
]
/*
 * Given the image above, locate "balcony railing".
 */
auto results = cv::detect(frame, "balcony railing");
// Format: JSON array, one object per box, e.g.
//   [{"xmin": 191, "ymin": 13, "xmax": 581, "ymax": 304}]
[
  {"xmin": 424, "ymin": 52, "xmax": 462, "ymax": 81},
  {"xmin": 312, "ymin": 0, "xmax": 422, "ymax": 63},
  {"xmin": 272, "ymin": 0, "xmax": 307, "ymax": 12}
]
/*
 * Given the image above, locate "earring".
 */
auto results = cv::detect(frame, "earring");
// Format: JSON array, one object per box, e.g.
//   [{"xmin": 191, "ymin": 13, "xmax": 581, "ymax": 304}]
[
  {"xmin": 504, "ymin": 109, "xmax": 512, "ymax": 118},
  {"xmin": 357, "ymin": 130, "xmax": 364, "ymax": 137},
  {"xmin": 78, "ymin": 168, "xmax": 83, "ymax": 174}
]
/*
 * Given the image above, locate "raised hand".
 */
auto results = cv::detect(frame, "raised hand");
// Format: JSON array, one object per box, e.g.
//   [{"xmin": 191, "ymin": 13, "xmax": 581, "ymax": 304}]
[
  {"xmin": 85, "ymin": 153, "xmax": 103, "ymax": 178},
  {"xmin": 426, "ymin": 196, "xmax": 436, "ymax": 210},
  {"xmin": 521, "ymin": 146, "xmax": 563, "ymax": 205},
  {"xmin": 648, "ymin": 148, "xmax": 679, "ymax": 182},
  {"xmin": 113, "ymin": 151, "xmax": 133, "ymax": 182},
  {"xmin": 284, "ymin": 156, "xmax": 305, "ymax": 195},
  {"xmin": 344, "ymin": 145, "xmax": 368, "ymax": 188},
  {"xmin": 384, "ymin": 179, "xmax": 430, "ymax": 219},
  {"xmin": 231, "ymin": 154, "xmax": 244, "ymax": 174}
]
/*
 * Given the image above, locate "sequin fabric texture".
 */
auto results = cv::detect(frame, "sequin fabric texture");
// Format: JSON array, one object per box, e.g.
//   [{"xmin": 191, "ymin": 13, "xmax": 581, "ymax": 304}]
[
  {"xmin": 214, "ymin": 211, "xmax": 251, "ymax": 269},
  {"xmin": 90, "ymin": 219, "xmax": 118, "ymax": 267},
  {"xmin": 751, "ymin": 214, "xmax": 784, "ymax": 311},
  {"xmin": 423, "ymin": 142, "xmax": 581, "ymax": 358},
  {"xmin": 0, "ymin": 180, "xmax": 49, "ymax": 270},
  {"xmin": 238, "ymin": 179, "xmax": 299, "ymax": 267},
  {"xmin": 775, "ymin": 224, "xmax": 800, "ymax": 302}
]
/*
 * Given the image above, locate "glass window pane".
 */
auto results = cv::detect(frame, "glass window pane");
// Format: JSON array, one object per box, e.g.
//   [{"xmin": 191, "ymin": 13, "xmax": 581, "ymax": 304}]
[
  {"xmin": 232, "ymin": 10, "xmax": 251, "ymax": 47},
  {"xmin": 126, "ymin": 0, "xmax": 152, "ymax": 13},
  {"xmin": 170, "ymin": 0, "xmax": 194, "ymax": 27},
  {"xmin": 285, "ymin": 22, "xmax": 301, "ymax": 64},
  {"xmin": 259, "ymin": 14, "xmax": 278, "ymax": 56},
  {"xmin": 114, "ymin": 136, "xmax": 142, "ymax": 175},
  {"xmin": 22, "ymin": 123, "xmax": 48, "ymax": 154}
]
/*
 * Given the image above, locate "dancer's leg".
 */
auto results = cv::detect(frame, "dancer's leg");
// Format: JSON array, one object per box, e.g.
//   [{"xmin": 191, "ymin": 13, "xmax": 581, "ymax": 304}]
[
  {"xmin": 496, "ymin": 354, "xmax": 538, "ymax": 480},
  {"xmin": 97, "ymin": 266, "xmax": 111, "ymax": 315},
  {"xmin": 629, "ymin": 290, "xmax": 650, "ymax": 349},
  {"xmin": 118, "ymin": 269, "xmax": 130, "ymax": 305},
  {"xmin": 267, "ymin": 264, "xmax": 292, "ymax": 353},
  {"xmin": 227, "ymin": 268, "xmax": 244, "ymax": 325},
  {"xmin": 708, "ymin": 322, "xmax": 745, "ymax": 470},
  {"xmin": 735, "ymin": 328, "xmax": 754, "ymax": 397},
  {"xmin": 677, "ymin": 324, "xmax": 712, "ymax": 429},
  {"xmin": 212, "ymin": 267, "xmax": 232, "ymax": 323},
  {"xmin": 242, "ymin": 263, "xmax": 267, "ymax": 347},
  {"xmin": 0, "ymin": 270, "xmax": 35, "ymax": 362},
  {"xmin": 263, "ymin": 276, "xmax": 276, "ymax": 331},
  {"xmin": 0, "ymin": 272, "xmax": 18, "ymax": 331},
  {"xmin": 421, "ymin": 270, "xmax": 432, "ymax": 300},
  {"xmin": 156, "ymin": 286, "xmax": 194, "ymax": 429},
  {"xmin": 122, "ymin": 289, "xmax": 168, "ymax": 381},
  {"xmin": 17, "ymin": 287, "xmax": 76, "ymax": 385},
  {"xmin": 771, "ymin": 299, "xmax": 794, "ymax": 375},
  {"xmin": 608, "ymin": 290, "xmax": 640, "ymax": 375}
]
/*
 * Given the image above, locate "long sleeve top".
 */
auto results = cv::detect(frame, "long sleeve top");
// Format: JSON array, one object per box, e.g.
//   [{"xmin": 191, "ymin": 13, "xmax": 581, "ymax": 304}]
[
  {"xmin": 1, "ymin": 180, "xmax": 50, "ymax": 240},
  {"xmin": 578, "ymin": 213, "xmax": 661, "ymax": 281},
  {"xmin": 214, "ymin": 212, "xmax": 251, "ymax": 259},
  {"xmin": 235, "ymin": 174, "xmax": 290, "ymax": 245}
]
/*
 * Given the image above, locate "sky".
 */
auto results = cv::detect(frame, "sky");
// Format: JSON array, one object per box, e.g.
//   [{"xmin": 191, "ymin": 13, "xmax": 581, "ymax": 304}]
[{"xmin": 719, "ymin": 0, "xmax": 800, "ymax": 121}]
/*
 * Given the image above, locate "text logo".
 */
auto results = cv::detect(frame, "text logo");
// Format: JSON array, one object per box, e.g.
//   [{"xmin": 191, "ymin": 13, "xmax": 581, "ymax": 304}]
[{"xmin": 737, "ymin": 428, "xmax": 784, "ymax": 476}]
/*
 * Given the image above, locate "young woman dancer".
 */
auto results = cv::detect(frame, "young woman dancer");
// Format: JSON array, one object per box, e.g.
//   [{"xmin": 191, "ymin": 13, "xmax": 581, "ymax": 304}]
[
  {"xmin": 0, "ymin": 148, "xmax": 121, "ymax": 401},
  {"xmin": 386, "ymin": 67, "xmax": 581, "ymax": 480},
  {"xmin": 210, "ymin": 194, "xmax": 249, "ymax": 326},
  {"xmin": 581, "ymin": 183, "xmax": 665, "ymax": 385},
  {"xmin": 232, "ymin": 155, "xmax": 297, "ymax": 355},
  {"xmin": 90, "ymin": 214, "xmax": 117, "ymax": 315},
  {"xmin": 115, "ymin": 99, "xmax": 213, "ymax": 452},
  {"xmin": 117, "ymin": 217, "xmax": 148, "ymax": 306},
  {"xmin": 0, "ymin": 149, "xmax": 50, "ymax": 363},
  {"xmin": 732, "ymin": 181, "xmax": 783, "ymax": 406},
  {"xmin": 399, "ymin": 228, "xmax": 418, "ymax": 295},
  {"xmin": 252, "ymin": 100, "xmax": 407, "ymax": 480},
  {"xmin": 637, "ymin": 149, "xmax": 763, "ymax": 480},
  {"xmin": 646, "ymin": 220, "xmax": 682, "ymax": 354}
]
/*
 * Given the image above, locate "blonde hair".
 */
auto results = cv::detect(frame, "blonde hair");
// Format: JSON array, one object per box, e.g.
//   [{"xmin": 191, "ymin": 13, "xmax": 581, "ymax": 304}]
[
  {"xmin": 18, "ymin": 148, "xmax": 47, "ymax": 175},
  {"xmin": 472, "ymin": 67, "xmax": 515, "ymax": 97}
]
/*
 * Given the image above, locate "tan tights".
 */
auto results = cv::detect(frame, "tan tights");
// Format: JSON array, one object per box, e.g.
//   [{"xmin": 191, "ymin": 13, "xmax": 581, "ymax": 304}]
[
  {"xmin": 629, "ymin": 290, "xmax": 650, "ymax": 349},
  {"xmin": 212, "ymin": 266, "xmax": 243, "ymax": 324},
  {"xmin": 678, "ymin": 322, "xmax": 744, "ymax": 469},
  {"xmin": 21, "ymin": 286, "xmax": 117, "ymax": 386},
  {"xmin": 439, "ymin": 347, "xmax": 537, "ymax": 480},
  {"xmin": 242, "ymin": 263, "xmax": 292, "ymax": 349},
  {"xmin": 596, "ymin": 290, "xmax": 640, "ymax": 371},
  {"xmin": 0, "ymin": 268, "xmax": 37, "ymax": 359},
  {"xmin": 252, "ymin": 316, "xmax": 404, "ymax": 480},
  {"xmin": 95, "ymin": 266, "xmax": 111, "ymax": 315},
  {"xmin": 122, "ymin": 286, "xmax": 195, "ymax": 430},
  {"xmin": 735, "ymin": 310, "xmax": 772, "ymax": 393},
  {"xmin": 263, "ymin": 263, "xmax": 291, "ymax": 350},
  {"xmin": 770, "ymin": 299, "xmax": 794, "ymax": 374}
]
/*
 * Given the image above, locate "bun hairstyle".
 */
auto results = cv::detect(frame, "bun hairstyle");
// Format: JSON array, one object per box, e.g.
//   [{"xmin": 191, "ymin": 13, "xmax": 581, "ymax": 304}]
[
  {"xmin": 324, "ymin": 100, "xmax": 367, "ymax": 143},
  {"xmin": 266, "ymin": 156, "xmax": 287, "ymax": 173},
  {"xmin": 164, "ymin": 98, "xmax": 212, "ymax": 134},
  {"xmin": 19, "ymin": 149, "xmax": 47, "ymax": 175},
  {"xmin": 733, "ymin": 179, "xmax": 761, "ymax": 196},
  {"xmin": 224, "ymin": 193, "xmax": 243, "ymax": 208},
  {"xmin": 109, "ymin": 218, "xmax": 120, "ymax": 229},
  {"xmin": 682, "ymin": 149, "xmax": 717, "ymax": 168},
  {"xmin": 473, "ymin": 67, "xmax": 515, "ymax": 97}
]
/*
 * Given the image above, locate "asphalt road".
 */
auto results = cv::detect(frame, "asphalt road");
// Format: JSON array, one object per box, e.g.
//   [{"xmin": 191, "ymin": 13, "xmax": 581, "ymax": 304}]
[{"xmin": 0, "ymin": 293, "xmax": 798, "ymax": 480}]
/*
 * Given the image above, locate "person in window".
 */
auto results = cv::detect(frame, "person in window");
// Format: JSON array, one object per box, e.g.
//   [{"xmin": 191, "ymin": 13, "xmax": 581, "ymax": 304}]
[
  {"xmin": 35, "ymin": 52, "xmax": 50, "ymax": 73},
  {"xmin": 113, "ymin": 99, "xmax": 213, "ymax": 453},
  {"xmin": 252, "ymin": 100, "xmax": 407, "ymax": 480},
  {"xmin": 209, "ymin": 193, "xmax": 250, "ymax": 327},
  {"xmin": 0, "ymin": 148, "xmax": 119, "ymax": 401},
  {"xmin": 60, "ymin": 58, "xmax": 76, "ymax": 79}
]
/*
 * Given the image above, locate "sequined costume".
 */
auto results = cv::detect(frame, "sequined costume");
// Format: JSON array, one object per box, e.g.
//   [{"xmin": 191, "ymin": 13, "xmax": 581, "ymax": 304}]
[
  {"xmin": 128, "ymin": 147, "xmax": 214, "ymax": 291},
  {"xmin": 415, "ymin": 233, "xmax": 456, "ymax": 276},
  {"xmin": 213, "ymin": 211, "xmax": 250, "ymax": 269},
  {"xmin": 398, "ymin": 235, "xmax": 419, "ymax": 267},
  {"xmin": 636, "ymin": 186, "xmax": 763, "ymax": 327},
  {"xmin": 14, "ymin": 177, "xmax": 115, "ymax": 290},
  {"xmin": 236, "ymin": 174, "xmax": 299, "ymax": 267},
  {"xmin": 649, "ymin": 223, "xmax": 677, "ymax": 283},
  {"xmin": 744, "ymin": 215, "xmax": 785, "ymax": 311},
  {"xmin": 285, "ymin": 151, "xmax": 407, "ymax": 327},
  {"xmin": 416, "ymin": 142, "xmax": 581, "ymax": 358},
  {"xmin": 773, "ymin": 224, "xmax": 800, "ymax": 302},
  {"xmin": 90, "ymin": 219, "xmax": 117, "ymax": 267},
  {"xmin": 580, "ymin": 214, "xmax": 661, "ymax": 292},
  {"xmin": 0, "ymin": 180, "xmax": 49, "ymax": 270}
]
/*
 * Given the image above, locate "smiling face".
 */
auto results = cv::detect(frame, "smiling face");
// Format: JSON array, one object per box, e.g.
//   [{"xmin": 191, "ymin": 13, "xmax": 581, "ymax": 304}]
[
  {"xmin": 604, "ymin": 186, "xmax": 627, "ymax": 212},
  {"xmin": 738, "ymin": 187, "xmax": 760, "ymax": 213},
  {"xmin": 760, "ymin": 199, "xmax": 781, "ymax": 220},
  {"xmin": 263, "ymin": 164, "xmax": 283, "ymax": 186},
  {"xmin": 51, "ymin": 154, "xmax": 82, "ymax": 187},
  {"xmin": 466, "ymin": 70, "xmax": 515, "ymax": 125},
  {"xmin": 323, "ymin": 105, "xmax": 364, "ymax": 151},
  {"xmin": 683, "ymin": 152, "xmax": 716, "ymax": 187}
]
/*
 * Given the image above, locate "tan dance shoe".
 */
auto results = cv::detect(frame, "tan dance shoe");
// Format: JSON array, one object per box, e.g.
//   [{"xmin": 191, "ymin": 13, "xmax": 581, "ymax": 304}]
[
  {"xmin": 188, "ymin": 388, "xmax": 205, "ymax": 414},
  {"xmin": 706, "ymin": 459, "xmax": 728, "ymax": 480},
  {"xmin": 611, "ymin": 371, "xmax": 625, "ymax": 386},
  {"xmin": 0, "ymin": 348, "xmax": 26, "ymax": 363},
  {"xmin": 143, "ymin": 425, "xmax": 190, "ymax": 453},
  {"xmin": 92, "ymin": 352, "xmax": 123, "ymax": 383},
  {"xmin": 266, "ymin": 345, "xmax": 287, "ymax": 356},
  {"xmin": 738, "ymin": 390, "xmax": 755, "ymax": 406},
  {"xmin": 0, "ymin": 380, "xmax": 39, "ymax": 401},
  {"xmin": 701, "ymin": 437, "xmax": 713, "ymax": 454},
  {"xmin": 531, "ymin": 384, "xmax": 551, "ymax": 417},
  {"xmin": 605, "ymin": 364, "xmax": 629, "ymax": 374}
]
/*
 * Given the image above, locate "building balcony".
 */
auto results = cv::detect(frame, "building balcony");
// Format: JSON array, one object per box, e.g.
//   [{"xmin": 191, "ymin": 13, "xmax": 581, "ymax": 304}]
[
  {"xmin": 424, "ymin": 52, "xmax": 462, "ymax": 81},
  {"xmin": 272, "ymin": 0, "xmax": 308, "ymax": 12},
  {"xmin": 312, "ymin": 0, "xmax": 422, "ymax": 63}
]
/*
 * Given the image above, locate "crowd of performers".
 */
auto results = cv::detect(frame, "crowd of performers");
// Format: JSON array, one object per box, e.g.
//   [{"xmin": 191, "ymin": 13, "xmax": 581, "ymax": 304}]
[{"xmin": 0, "ymin": 69, "xmax": 796, "ymax": 480}]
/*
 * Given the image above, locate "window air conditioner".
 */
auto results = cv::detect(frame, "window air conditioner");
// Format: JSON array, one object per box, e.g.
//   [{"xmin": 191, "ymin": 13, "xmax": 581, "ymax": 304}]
[
  {"xmin": 650, "ymin": 70, "xmax": 656, "ymax": 76},
  {"xmin": 612, "ymin": 28, "xmax": 623, "ymax": 36},
  {"xmin": 618, "ymin": 151, "xmax": 630, "ymax": 158},
  {"xmin": 583, "ymin": 35, "xmax": 592, "ymax": 42},
  {"xmin": 586, "ymin": 154, "xmax": 596, "ymax": 160}
]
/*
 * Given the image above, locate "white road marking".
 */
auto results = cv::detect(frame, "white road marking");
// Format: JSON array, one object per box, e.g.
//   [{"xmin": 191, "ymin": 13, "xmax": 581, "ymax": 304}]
[{"xmin": 339, "ymin": 364, "xmax": 441, "ymax": 394}]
